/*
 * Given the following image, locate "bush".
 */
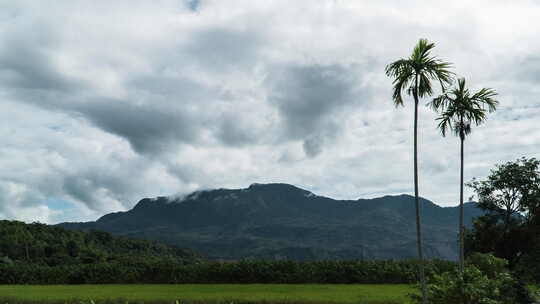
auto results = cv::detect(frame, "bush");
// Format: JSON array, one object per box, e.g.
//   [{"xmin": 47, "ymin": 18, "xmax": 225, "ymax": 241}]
[
  {"xmin": 466, "ymin": 252, "xmax": 508, "ymax": 279},
  {"xmin": 514, "ymin": 244, "xmax": 540, "ymax": 283},
  {"xmin": 0, "ymin": 255, "xmax": 13, "ymax": 265},
  {"xmin": 410, "ymin": 253, "xmax": 534, "ymax": 304}
]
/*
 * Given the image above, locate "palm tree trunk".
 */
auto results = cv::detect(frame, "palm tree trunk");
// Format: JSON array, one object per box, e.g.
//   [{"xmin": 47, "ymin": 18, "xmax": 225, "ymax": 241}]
[
  {"xmin": 413, "ymin": 77, "xmax": 427, "ymax": 304},
  {"xmin": 459, "ymin": 135, "xmax": 465, "ymax": 273}
]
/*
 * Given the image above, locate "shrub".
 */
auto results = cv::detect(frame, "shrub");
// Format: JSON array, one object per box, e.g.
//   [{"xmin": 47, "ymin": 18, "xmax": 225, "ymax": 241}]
[
  {"xmin": 466, "ymin": 252, "xmax": 508, "ymax": 279},
  {"xmin": 410, "ymin": 253, "xmax": 534, "ymax": 304},
  {"xmin": 514, "ymin": 244, "xmax": 540, "ymax": 283},
  {"xmin": 0, "ymin": 255, "xmax": 13, "ymax": 265}
]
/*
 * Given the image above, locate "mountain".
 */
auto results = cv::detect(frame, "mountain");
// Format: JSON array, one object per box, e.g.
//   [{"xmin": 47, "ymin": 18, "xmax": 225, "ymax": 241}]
[{"xmin": 59, "ymin": 183, "xmax": 484, "ymax": 261}]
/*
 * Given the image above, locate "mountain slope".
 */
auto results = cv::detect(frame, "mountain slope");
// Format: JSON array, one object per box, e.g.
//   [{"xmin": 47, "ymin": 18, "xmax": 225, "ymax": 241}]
[
  {"xmin": 0, "ymin": 220, "xmax": 199, "ymax": 265},
  {"xmin": 60, "ymin": 183, "xmax": 484, "ymax": 261}
]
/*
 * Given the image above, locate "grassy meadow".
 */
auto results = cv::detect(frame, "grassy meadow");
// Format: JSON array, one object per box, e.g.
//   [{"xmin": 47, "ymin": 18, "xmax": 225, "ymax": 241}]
[{"xmin": 0, "ymin": 284, "xmax": 415, "ymax": 304}]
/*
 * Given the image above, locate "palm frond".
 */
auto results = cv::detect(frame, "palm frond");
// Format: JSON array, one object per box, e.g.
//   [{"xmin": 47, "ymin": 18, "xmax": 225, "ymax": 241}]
[
  {"xmin": 470, "ymin": 88, "xmax": 499, "ymax": 112},
  {"xmin": 436, "ymin": 114, "xmax": 453, "ymax": 137},
  {"xmin": 431, "ymin": 77, "xmax": 499, "ymax": 140},
  {"xmin": 385, "ymin": 59, "xmax": 414, "ymax": 107},
  {"xmin": 423, "ymin": 60, "xmax": 454, "ymax": 92},
  {"xmin": 418, "ymin": 73, "xmax": 434, "ymax": 98},
  {"xmin": 411, "ymin": 39, "xmax": 435, "ymax": 63},
  {"xmin": 429, "ymin": 93, "xmax": 451, "ymax": 111},
  {"xmin": 386, "ymin": 39, "xmax": 454, "ymax": 108}
]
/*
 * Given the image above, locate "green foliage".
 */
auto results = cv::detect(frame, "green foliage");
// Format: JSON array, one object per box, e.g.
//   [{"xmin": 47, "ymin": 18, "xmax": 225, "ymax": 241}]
[
  {"xmin": 466, "ymin": 252, "xmax": 508, "ymax": 279},
  {"xmin": 468, "ymin": 157, "xmax": 540, "ymax": 226},
  {"xmin": 466, "ymin": 157, "xmax": 540, "ymax": 280},
  {"xmin": 411, "ymin": 266, "xmax": 508, "ymax": 304},
  {"xmin": 0, "ymin": 220, "xmax": 199, "ymax": 266},
  {"xmin": 514, "ymin": 243, "xmax": 540, "ymax": 282},
  {"xmin": 0, "ymin": 255, "xmax": 13, "ymax": 264},
  {"xmin": 430, "ymin": 77, "xmax": 498, "ymax": 139},
  {"xmin": 530, "ymin": 284, "xmax": 540, "ymax": 301},
  {"xmin": 410, "ymin": 253, "xmax": 534, "ymax": 304},
  {"xmin": 0, "ymin": 258, "xmax": 455, "ymax": 284},
  {"xmin": 385, "ymin": 38, "xmax": 453, "ymax": 106}
]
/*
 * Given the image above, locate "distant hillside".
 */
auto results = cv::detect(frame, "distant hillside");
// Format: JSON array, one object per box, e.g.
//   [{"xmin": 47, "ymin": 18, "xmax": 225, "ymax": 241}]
[
  {"xmin": 59, "ymin": 183, "xmax": 485, "ymax": 261},
  {"xmin": 0, "ymin": 220, "xmax": 199, "ymax": 266}
]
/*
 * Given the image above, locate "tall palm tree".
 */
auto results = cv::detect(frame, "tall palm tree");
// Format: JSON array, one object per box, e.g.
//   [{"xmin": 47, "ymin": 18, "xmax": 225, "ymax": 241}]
[
  {"xmin": 430, "ymin": 78, "xmax": 498, "ymax": 272},
  {"xmin": 385, "ymin": 39, "xmax": 453, "ymax": 304}
]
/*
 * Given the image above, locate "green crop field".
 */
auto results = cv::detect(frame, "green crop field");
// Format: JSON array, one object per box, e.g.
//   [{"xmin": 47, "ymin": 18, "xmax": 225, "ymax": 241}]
[{"xmin": 0, "ymin": 284, "xmax": 414, "ymax": 304}]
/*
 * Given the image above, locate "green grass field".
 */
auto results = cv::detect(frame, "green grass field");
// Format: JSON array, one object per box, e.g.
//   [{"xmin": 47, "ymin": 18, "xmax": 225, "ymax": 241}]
[{"xmin": 0, "ymin": 284, "xmax": 415, "ymax": 304}]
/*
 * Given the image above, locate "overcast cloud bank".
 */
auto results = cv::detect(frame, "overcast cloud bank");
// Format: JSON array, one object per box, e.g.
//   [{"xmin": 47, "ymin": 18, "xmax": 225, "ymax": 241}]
[{"xmin": 1, "ymin": 0, "xmax": 540, "ymax": 223}]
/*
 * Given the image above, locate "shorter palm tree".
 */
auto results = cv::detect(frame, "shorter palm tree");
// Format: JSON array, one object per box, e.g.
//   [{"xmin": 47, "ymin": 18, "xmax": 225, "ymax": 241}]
[{"xmin": 430, "ymin": 77, "xmax": 498, "ymax": 272}]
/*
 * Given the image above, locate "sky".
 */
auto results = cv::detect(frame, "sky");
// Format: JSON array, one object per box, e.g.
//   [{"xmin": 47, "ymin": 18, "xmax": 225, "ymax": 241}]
[{"xmin": 1, "ymin": 0, "xmax": 540, "ymax": 224}]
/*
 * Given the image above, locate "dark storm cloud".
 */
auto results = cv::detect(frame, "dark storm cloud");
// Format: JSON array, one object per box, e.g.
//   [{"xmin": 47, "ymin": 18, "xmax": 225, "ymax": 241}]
[
  {"xmin": 183, "ymin": 28, "xmax": 263, "ymax": 71},
  {"xmin": 267, "ymin": 64, "xmax": 358, "ymax": 156},
  {"xmin": 76, "ymin": 100, "xmax": 202, "ymax": 155},
  {"xmin": 62, "ymin": 169, "xmax": 140, "ymax": 211},
  {"xmin": 215, "ymin": 117, "xmax": 259, "ymax": 146},
  {"xmin": 0, "ymin": 33, "xmax": 78, "ymax": 92},
  {"xmin": 128, "ymin": 75, "xmax": 214, "ymax": 98},
  {"xmin": 0, "ymin": 6, "xmax": 269, "ymax": 156},
  {"xmin": 302, "ymin": 124, "xmax": 340, "ymax": 158},
  {"xmin": 62, "ymin": 177, "xmax": 96, "ymax": 207},
  {"xmin": 166, "ymin": 162, "xmax": 207, "ymax": 184},
  {"xmin": 0, "ymin": 26, "xmax": 262, "ymax": 156}
]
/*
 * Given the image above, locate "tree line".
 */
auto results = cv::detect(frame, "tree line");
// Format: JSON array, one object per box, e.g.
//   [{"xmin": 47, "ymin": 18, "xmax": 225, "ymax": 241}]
[
  {"xmin": 0, "ymin": 220, "xmax": 198, "ymax": 266},
  {"xmin": 0, "ymin": 219, "xmax": 458, "ymax": 285},
  {"xmin": 465, "ymin": 157, "xmax": 540, "ymax": 282},
  {"xmin": 0, "ymin": 258, "xmax": 455, "ymax": 284}
]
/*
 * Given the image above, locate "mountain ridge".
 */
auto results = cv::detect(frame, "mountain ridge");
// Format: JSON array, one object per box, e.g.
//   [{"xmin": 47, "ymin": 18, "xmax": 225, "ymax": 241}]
[{"xmin": 59, "ymin": 183, "xmax": 484, "ymax": 261}]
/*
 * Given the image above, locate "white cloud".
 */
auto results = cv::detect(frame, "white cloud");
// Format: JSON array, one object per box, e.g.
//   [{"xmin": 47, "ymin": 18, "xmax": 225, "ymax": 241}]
[{"xmin": 1, "ymin": 0, "xmax": 540, "ymax": 223}]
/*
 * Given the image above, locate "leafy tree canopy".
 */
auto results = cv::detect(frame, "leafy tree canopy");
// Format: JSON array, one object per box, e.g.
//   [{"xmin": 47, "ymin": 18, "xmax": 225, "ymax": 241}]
[
  {"xmin": 466, "ymin": 158, "xmax": 540, "ymax": 281},
  {"xmin": 467, "ymin": 157, "xmax": 540, "ymax": 226},
  {"xmin": 0, "ymin": 220, "xmax": 199, "ymax": 266}
]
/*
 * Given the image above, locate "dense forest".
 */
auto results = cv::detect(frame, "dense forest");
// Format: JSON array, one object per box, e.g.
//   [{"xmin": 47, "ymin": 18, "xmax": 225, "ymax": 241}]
[
  {"xmin": 0, "ymin": 219, "xmax": 458, "ymax": 284},
  {"xmin": 0, "ymin": 220, "xmax": 199, "ymax": 266}
]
